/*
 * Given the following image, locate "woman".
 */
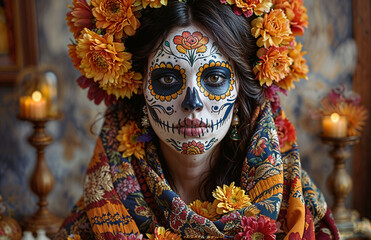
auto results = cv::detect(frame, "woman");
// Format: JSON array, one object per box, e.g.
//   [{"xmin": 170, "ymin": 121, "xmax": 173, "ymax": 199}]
[{"xmin": 57, "ymin": 0, "xmax": 339, "ymax": 239}]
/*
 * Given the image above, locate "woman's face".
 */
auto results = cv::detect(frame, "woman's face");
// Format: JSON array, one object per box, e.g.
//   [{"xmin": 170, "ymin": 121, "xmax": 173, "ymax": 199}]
[{"xmin": 144, "ymin": 25, "xmax": 238, "ymax": 155}]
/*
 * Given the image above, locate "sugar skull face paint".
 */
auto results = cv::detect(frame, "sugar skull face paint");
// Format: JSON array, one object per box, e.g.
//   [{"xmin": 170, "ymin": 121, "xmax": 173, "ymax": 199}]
[{"xmin": 144, "ymin": 25, "xmax": 238, "ymax": 155}]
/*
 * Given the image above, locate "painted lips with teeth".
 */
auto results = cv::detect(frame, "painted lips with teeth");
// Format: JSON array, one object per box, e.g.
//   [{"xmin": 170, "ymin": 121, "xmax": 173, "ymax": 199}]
[{"xmin": 177, "ymin": 118, "xmax": 207, "ymax": 136}]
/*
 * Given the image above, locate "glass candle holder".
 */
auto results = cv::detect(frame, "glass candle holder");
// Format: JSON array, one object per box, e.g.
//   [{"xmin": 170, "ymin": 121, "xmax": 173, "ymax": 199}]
[{"xmin": 16, "ymin": 64, "xmax": 64, "ymax": 120}]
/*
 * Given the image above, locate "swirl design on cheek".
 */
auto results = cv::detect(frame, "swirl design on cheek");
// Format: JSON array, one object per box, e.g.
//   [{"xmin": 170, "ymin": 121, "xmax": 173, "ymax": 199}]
[
  {"xmin": 211, "ymin": 98, "xmax": 237, "ymax": 115},
  {"xmin": 148, "ymin": 62, "xmax": 186, "ymax": 102},
  {"xmin": 196, "ymin": 60, "xmax": 235, "ymax": 101}
]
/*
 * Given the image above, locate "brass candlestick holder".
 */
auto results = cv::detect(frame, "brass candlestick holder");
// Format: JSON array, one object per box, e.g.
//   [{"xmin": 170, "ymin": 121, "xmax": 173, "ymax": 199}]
[
  {"xmin": 18, "ymin": 115, "xmax": 63, "ymax": 236},
  {"xmin": 320, "ymin": 135, "xmax": 360, "ymax": 224},
  {"xmin": 321, "ymin": 135, "xmax": 371, "ymax": 238}
]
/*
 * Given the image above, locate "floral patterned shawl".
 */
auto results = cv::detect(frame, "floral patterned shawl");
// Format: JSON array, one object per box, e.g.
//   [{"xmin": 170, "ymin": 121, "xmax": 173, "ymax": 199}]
[{"xmin": 55, "ymin": 101, "xmax": 339, "ymax": 240}]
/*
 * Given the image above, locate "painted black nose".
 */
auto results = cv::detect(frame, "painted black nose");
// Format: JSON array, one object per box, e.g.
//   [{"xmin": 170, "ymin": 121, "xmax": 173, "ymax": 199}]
[{"xmin": 181, "ymin": 87, "xmax": 204, "ymax": 112}]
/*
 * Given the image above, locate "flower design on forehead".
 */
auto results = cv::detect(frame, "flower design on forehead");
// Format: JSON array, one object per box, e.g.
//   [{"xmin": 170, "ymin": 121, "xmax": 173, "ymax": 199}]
[
  {"xmin": 66, "ymin": 0, "xmax": 309, "ymax": 107},
  {"xmin": 173, "ymin": 31, "xmax": 209, "ymax": 66}
]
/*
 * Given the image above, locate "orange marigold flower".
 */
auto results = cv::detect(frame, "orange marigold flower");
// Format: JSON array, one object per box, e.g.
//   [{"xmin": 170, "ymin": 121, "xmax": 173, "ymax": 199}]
[
  {"xmin": 66, "ymin": 0, "xmax": 93, "ymax": 38},
  {"xmin": 68, "ymin": 44, "xmax": 83, "ymax": 73},
  {"xmin": 188, "ymin": 200, "xmax": 220, "ymax": 221},
  {"xmin": 276, "ymin": 41, "xmax": 308, "ymax": 90},
  {"xmin": 142, "ymin": 0, "xmax": 168, "ymax": 8},
  {"xmin": 76, "ymin": 28, "xmax": 133, "ymax": 86},
  {"xmin": 253, "ymin": 46, "xmax": 293, "ymax": 87},
  {"xmin": 146, "ymin": 227, "xmax": 182, "ymax": 240},
  {"xmin": 338, "ymin": 103, "xmax": 368, "ymax": 136},
  {"xmin": 222, "ymin": 0, "xmax": 272, "ymax": 17},
  {"xmin": 274, "ymin": 0, "xmax": 309, "ymax": 36},
  {"xmin": 117, "ymin": 121, "xmax": 145, "ymax": 159},
  {"xmin": 212, "ymin": 182, "xmax": 251, "ymax": 215},
  {"xmin": 102, "ymin": 71, "xmax": 142, "ymax": 99},
  {"xmin": 173, "ymin": 31, "xmax": 209, "ymax": 54},
  {"xmin": 92, "ymin": 0, "xmax": 140, "ymax": 39},
  {"xmin": 251, "ymin": 9, "xmax": 292, "ymax": 48}
]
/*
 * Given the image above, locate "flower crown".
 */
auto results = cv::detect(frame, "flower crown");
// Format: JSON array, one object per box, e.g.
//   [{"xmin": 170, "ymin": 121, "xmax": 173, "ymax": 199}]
[{"xmin": 66, "ymin": 0, "xmax": 309, "ymax": 107}]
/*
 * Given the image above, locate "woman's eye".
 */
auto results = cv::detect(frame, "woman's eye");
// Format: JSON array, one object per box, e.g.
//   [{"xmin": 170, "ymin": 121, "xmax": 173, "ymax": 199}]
[
  {"xmin": 159, "ymin": 75, "xmax": 178, "ymax": 85},
  {"xmin": 205, "ymin": 74, "xmax": 226, "ymax": 86}
]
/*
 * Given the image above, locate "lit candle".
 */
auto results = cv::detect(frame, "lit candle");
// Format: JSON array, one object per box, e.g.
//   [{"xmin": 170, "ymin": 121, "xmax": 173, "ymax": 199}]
[
  {"xmin": 29, "ymin": 91, "xmax": 47, "ymax": 119},
  {"xmin": 322, "ymin": 113, "xmax": 347, "ymax": 137},
  {"xmin": 19, "ymin": 91, "xmax": 47, "ymax": 119}
]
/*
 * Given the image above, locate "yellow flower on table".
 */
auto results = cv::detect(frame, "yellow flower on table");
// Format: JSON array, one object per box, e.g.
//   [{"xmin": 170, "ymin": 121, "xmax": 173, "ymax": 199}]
[
  {"xmin": 212, "ymin": 182, "xmax": 251, "ymax": 215},
  {"xmin": 117, "ymin": 121, "xmax": 145, "ymax": 159}
]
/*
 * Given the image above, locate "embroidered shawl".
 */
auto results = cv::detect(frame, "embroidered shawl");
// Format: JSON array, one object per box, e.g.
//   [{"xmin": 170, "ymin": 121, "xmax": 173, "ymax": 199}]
[{"xmin": 54, "ymin": 101, "xmax": 339, "ymax": 240}]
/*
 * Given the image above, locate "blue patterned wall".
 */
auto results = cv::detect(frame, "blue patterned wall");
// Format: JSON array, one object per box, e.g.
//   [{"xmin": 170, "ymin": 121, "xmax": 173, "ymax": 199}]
[{"xmin": 0, "ymin": 0, "xmax": 356, "ymax": 220}]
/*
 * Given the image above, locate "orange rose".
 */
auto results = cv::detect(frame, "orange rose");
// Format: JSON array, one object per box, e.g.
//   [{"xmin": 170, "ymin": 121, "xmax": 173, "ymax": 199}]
[
  {"xmin": 274, "ymin": 0, "xmax": 309, "ymax": 36},
  {"xmin": 92, "ymin": 0, "xmax": 140, "ymax": 39},
  {"xmin": 173, "ymin": 31, "xmax": 209, "ymax": 54},
  {"xmin": 251, "ymin": 9, "xmax": 292, "ymax": 48},
  {"xmin": 253, "ymin": 46, "xmax": 293, "ymax": 87}
]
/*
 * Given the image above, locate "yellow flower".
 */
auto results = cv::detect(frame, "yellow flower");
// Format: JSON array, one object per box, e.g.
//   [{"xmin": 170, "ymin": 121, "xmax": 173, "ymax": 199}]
[
  {"xmin": 117, "ymin": 121, "xmax": 145, "ymax": 159},
  {"xmin": 76, "ymin": 28, "xmax": 133, "ymax": 87},
  {"xmin": 188, "ymin": 199, "xmax": 220, "ymax": 221},
  {"xmin": 212, "ymin": 182, "xmax": 251, "ymax": 215},
  {"xmin": 338, "ymin": 103, "xmax": 368, "ymax": 136},
  {"xmin": 67, "ymin": 235, "xmax": 81, "ymax": 240},
  {"xmin": 253, "ymin": 46, "xmax": 293, "ymax": 87},
  {"xmin": 147, "ymin": 227, "xmax": 182, "ymax": 240},
  {"xmin": 142, "ymin": 0, "xmax": 168, "ymax": 8},
  {"xmin": 102, "ymin": 71, "xmax": 142, "ymax": 99},
  {"xmin": 92, "ymin": 0, "xmax": 140, "ymax": 39},
  {"xmin": 251, "ymin": 9, "xmax": 292, "ymax": 48}
]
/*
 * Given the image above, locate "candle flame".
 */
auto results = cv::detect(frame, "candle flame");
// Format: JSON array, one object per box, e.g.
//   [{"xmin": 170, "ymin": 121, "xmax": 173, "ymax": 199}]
[
  {"xmin": 32, "ymin": 91, "xmax": 42, "ymax": 102},
  {"xmin": 330, "ymin": 113, "xmax": 340, "ymax": 122}
]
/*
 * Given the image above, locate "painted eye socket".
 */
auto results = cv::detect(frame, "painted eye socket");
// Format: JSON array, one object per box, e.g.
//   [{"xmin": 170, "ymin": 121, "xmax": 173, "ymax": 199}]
[
  {"xmin": 200, "ymin": 67, "xmax": 231, "ymax": 95},
  {"xmin": 197, "ymin": 61, "xmax": 235, "ymax": 100},
  {"xmin": 149, "ymin": 65, "xmax": 186, "ymax": 100}
]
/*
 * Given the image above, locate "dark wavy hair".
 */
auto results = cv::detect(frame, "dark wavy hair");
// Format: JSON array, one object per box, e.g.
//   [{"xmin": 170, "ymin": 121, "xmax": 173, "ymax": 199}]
[{"xmin": 116, "ymin": 0, "xmax": 265, "ymax": 200}]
